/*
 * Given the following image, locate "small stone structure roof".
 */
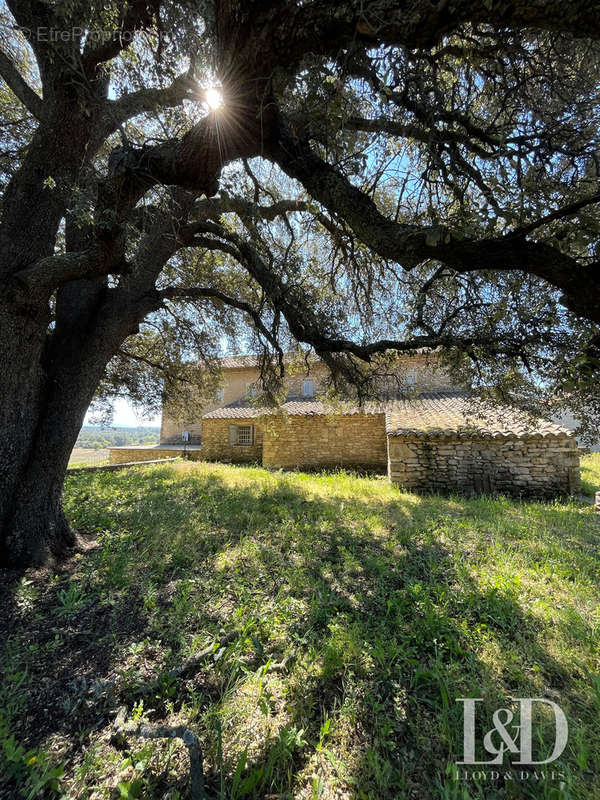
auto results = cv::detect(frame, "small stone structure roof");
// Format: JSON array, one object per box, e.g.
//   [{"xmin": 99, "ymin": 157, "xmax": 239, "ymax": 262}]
[
  {"xmin": 203, "ymin": 403, "xmax": 263, "ymax": 419},
  {"xmin": 204, "ymin": 391, "xmax": 573, "ymax": 440},
  {"xmin": 385, "ymin": 392, "xmax": 572, "ymax": 439}
]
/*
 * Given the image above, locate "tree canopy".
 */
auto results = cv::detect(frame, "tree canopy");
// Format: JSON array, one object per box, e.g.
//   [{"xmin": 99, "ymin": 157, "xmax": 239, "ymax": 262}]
[{"xmin": 2, "ymin": 0, "xmax": 600, "ymax": 564}]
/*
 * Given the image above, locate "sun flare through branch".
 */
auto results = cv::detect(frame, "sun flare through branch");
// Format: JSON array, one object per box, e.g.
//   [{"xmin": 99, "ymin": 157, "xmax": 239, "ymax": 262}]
[{"xmin": 204, "ymin": 87, "xmax": 224, "ymax": 110}]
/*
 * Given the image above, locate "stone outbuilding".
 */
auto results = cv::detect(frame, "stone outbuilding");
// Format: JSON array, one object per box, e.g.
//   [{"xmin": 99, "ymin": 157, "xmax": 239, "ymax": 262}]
[
  {"xmin": 203, "ymin": 400, "xmax": 388, "ymax": 472},
  {"xmin": 385, "ymin": 392, "xmax": 580, "ymax": 497},
  {"xmin": 110, "ymin": 353, "xmax": 580, "ymax": 497},
  {"xmin": 200, "ymin": 391, "xmax": 580, "ymax": 498}
]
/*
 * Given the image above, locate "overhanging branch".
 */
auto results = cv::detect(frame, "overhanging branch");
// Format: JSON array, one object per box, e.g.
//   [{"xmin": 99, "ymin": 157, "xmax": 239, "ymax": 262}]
[
  {"xmin": 266, "ymin": 116, "xmax": 600, "ymax": 323},
  {"xmin": 0, "ymin": 48, "xmax": 43, "ymax": 119},
  {"xmin": 158, "ymin": 285, "xmax": 282, "ymax": 355}
]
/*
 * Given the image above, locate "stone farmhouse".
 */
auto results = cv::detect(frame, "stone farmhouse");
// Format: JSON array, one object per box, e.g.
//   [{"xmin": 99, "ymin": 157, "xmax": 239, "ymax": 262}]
[{"xmin": 109, "ymin": 352, "xmax": 580, "ymax": 497}]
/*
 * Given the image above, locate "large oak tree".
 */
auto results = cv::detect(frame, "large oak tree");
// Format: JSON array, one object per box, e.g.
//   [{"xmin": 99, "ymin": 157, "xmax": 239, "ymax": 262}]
[{"xmin": 1, "ymin": 0, "xmax": 600, "ymax": 567}]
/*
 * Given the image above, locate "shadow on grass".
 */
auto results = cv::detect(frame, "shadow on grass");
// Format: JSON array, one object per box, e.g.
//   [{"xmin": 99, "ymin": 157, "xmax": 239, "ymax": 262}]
[{"xmin": 1, "ymin": 463, "xmax": 599, "ymax": 799}]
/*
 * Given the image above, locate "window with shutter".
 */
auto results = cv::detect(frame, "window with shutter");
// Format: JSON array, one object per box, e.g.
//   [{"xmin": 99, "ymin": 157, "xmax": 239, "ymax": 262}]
[
  {"xmin": 229, "ymin": 424, "xmax": 253, "ymax": 445},
  {"xmin": 237, "ymin": 425, "xmax": 253, "ymax": 445},
  {"xmin": 302, "ymin": 379, "xmax": 314, "ymax": 397}
]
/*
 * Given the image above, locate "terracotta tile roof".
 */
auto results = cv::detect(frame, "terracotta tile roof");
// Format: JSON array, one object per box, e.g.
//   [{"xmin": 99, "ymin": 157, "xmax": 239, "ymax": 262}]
[
  {"xmin": 204, "ymin": 391, "xmax": 572, "ymax": 439},
  {"xmin": 215, "ymin": 353, "xmax": 320, "ymax": 370},
  {"xmin": 280, "ymin": 400, "xmax": 384, "ymax": 416},
  {"xmin": 385, "ymin": 392, "xmax": 572, "ymax": 439},
  {"xmin": 203, "ymin": 404, "xmax": 264, "ymax": 419},
  {"xmin": 217, "ymin": 355, "xmax": 262, "ymax": 369},
  {"xmin": 203, "ymin": 398, "xmax": 384, "ymax": 419}
]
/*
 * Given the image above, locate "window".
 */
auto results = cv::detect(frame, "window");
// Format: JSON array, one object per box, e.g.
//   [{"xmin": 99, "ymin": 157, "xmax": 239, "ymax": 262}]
[
  {"xmin": 237, "ymin": 426, "xmax": 253, "ymax": 445},
  {"xmin": 302, "ymin": 379, "xmax": 314, "ymax": 397},
  {"xmin": 247, "ymin": 382, "xmax": 258, "ymax": 398},
  {"xmin": 229, "ymin": 424, "xmax": 254, "ymax": 446},
  {"xmin": 406, "ymin": 372, "xmax": 416, "ymax": 387},
  {"xmin": 215, "ymin": 387, "xmax": 224, "ymax": 403}
]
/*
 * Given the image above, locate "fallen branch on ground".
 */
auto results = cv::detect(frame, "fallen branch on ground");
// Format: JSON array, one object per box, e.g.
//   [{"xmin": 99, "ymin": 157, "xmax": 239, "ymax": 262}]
[{"xmin": 113, "ymin": 706, "xmax": 207, "ymax": 800}]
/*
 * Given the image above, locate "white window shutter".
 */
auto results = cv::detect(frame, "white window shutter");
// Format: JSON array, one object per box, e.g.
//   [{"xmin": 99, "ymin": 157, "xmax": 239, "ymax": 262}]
[{"xmin": 229, "ymin": 425, "xmax": 237, "ymax": 445}]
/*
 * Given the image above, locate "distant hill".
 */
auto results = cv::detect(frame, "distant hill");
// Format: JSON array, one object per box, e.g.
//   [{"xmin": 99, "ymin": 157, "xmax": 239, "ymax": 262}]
[{"xmin": 76, "ymin": 425, "xmax": 160, "ymax": 450}]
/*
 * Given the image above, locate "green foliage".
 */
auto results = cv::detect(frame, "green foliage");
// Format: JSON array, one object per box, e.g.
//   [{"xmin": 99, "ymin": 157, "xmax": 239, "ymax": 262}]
[
  {"xmin": 0, "ymin": 719, "xmax": 64, "ymax": 800},
  {"xmin": 4, "ymin": 462, "xmax": 600, "ymax": 798},
  {"xmin": 51, "ymin": 582, "xmax": 88, "ymax": 618},
  {"xmin": 580, "ymin": 452, "xmax": 600, "ymax": 495},
  {"xmin": 75, "ymin": 425, "xmax": 159, "ymax": 450}
]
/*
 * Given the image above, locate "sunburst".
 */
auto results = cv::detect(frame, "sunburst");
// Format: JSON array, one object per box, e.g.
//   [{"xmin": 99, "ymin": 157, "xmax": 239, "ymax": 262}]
[{"xmin": 204, "ymin": 87, "xmax": 224, "ymax": 110}]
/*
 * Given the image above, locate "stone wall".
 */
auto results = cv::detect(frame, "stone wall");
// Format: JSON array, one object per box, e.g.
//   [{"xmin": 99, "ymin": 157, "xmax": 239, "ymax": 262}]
[
  {"xmin": 388, "ymin": 434, "xmax": 581, "ymax": 497},
  {"xmin": 161, "ymin": 366, "xmax": 262, "ymax": 443},
  {"xmin": 109, "ymin": 447, "xmax": 201, "ymax": 465},
  {"xmin": 160, "ymin": 354, "xmax": 458, "ymax": 444},
  {"xmin": 383, "ymin": 353, "xmax": 456, "ymax": 394},
  {"xmin": 201, "ymin": 418, "xmax": 263, "ymax": 463},
  {"xmin": 262, "ymin": 413, "xmax": 388, "ymax": 471}
]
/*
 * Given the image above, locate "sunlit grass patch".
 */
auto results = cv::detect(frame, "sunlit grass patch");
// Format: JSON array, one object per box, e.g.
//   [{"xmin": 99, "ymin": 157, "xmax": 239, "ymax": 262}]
[
  {"xmin": 581, "ymin": 451, "xmax": 600, "ymax": 495},
  {"xmin": 2, "ymin": 461, "xmax": 600, "ymax": 799}
]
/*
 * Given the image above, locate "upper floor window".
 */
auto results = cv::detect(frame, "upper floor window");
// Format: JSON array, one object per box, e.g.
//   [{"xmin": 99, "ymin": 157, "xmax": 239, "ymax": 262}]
[
  {"xmin": 215, "ymin": 387, "xmax": 224, "ymax": 403},
  {"xmin": 247, "ymin": 382, "xmax": 258, "ymax": 398},
  {"xmin": 302, "ymin": 379, "xmax": 314, "ymax": 398},
  {"xmin": 406, "ymin": 372, "xmax": 415, "ymax": 387}
]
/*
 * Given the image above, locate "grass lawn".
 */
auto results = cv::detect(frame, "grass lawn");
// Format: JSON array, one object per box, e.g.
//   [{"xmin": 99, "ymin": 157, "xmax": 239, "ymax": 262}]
[
  {"xmin": 581, "ymin": 452, "xmax": 600, "ymax": 496},
  {"xmin": 1, "ymin": 460, "xmax": 599, "ymax": 799}
]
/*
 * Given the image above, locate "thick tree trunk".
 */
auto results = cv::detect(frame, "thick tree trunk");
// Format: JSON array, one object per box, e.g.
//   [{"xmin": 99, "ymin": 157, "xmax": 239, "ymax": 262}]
[
  {"xmin": 1, "ymin": 380, "xmax": 95, "ymax": 567},
  {"xmin": 0, "ymin": 313, "xmax": 81, "ymax": 565},
  {"xmin": 0, "ymin": 292, "xmax": 134, "ymax": 567},
  {"xmin": 3, "ymin": 472, "xmax": 77, "ymax": 568}
]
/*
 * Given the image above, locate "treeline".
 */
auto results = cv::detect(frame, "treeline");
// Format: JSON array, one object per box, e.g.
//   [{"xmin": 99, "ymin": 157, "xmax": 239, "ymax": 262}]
[{"xmin": 76, "ymin": 425, "xmax": 160, "ymax": 449}]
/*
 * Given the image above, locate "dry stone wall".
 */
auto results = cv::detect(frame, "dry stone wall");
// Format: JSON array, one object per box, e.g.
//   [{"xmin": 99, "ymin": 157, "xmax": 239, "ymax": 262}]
[{"xmin": 388, "ymin": 435, "xmax": 580, "ymax": 497}]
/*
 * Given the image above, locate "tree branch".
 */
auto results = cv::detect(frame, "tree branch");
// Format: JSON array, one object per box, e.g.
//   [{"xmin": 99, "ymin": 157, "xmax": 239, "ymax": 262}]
[
  {"xmin": 0, "ymin": 48, "xmax": 43, "ymax": 119},
  {"xmin": 81, "ymin": 0, "xmax": 162, "ymax": 73},
  {"xmin": 175, "ymin": 219, "xmax": 522, "ymax": 362},
  {"xmin": 113, "ymin": 707, "xmax": 206, "ymax": 800},
  {"xmin": 266, "ymin": 116, "xmax": 600, "ymax": 323},
  {"xmin": 158, "ymin": 285, "xmax": 282, "ymax": 355},
  {"xmin": 509, "ymin": 192, "xmax": 600, "ymax": 238},
  {"xmin": 6, "ymin": 248, "xmax": 108, "ymax": 303},
  {"xmin": 302, "ymin": 113, "xmax": 495, "ymax": 160},
  {"xmin": 100, "ymin": 73, "xmax": 198, "ymax": 134},
  {"xmin": 251, "ymin": 0, "xmax": 600, "ymax": 77}
]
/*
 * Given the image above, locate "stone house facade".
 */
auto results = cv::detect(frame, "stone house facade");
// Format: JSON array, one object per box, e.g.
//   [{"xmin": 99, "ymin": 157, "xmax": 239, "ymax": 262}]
[{"xmin": 111, "ymin": 353, "xmax": 580, "ymax": 497}]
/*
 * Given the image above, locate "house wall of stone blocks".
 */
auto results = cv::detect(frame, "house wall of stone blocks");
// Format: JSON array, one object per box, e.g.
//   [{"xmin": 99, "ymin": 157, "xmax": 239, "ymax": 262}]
[
  {"xmin": 160, "ymin": 366, "xmax": 263, "ymax": 443},
  {"xmin": 387, "ymin": 435, "xmax": 581, "ymax": 498},
  {"xmin": 201, "ymin": 418, "xmax": 264, "ymax": 463},
  {"xmin": 159, "ymin": 354, "xmax": 450, "ymax": 446},
  {"xmin": 262, "ymin": 413, "xmax": 388, "ymax": 471}
]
